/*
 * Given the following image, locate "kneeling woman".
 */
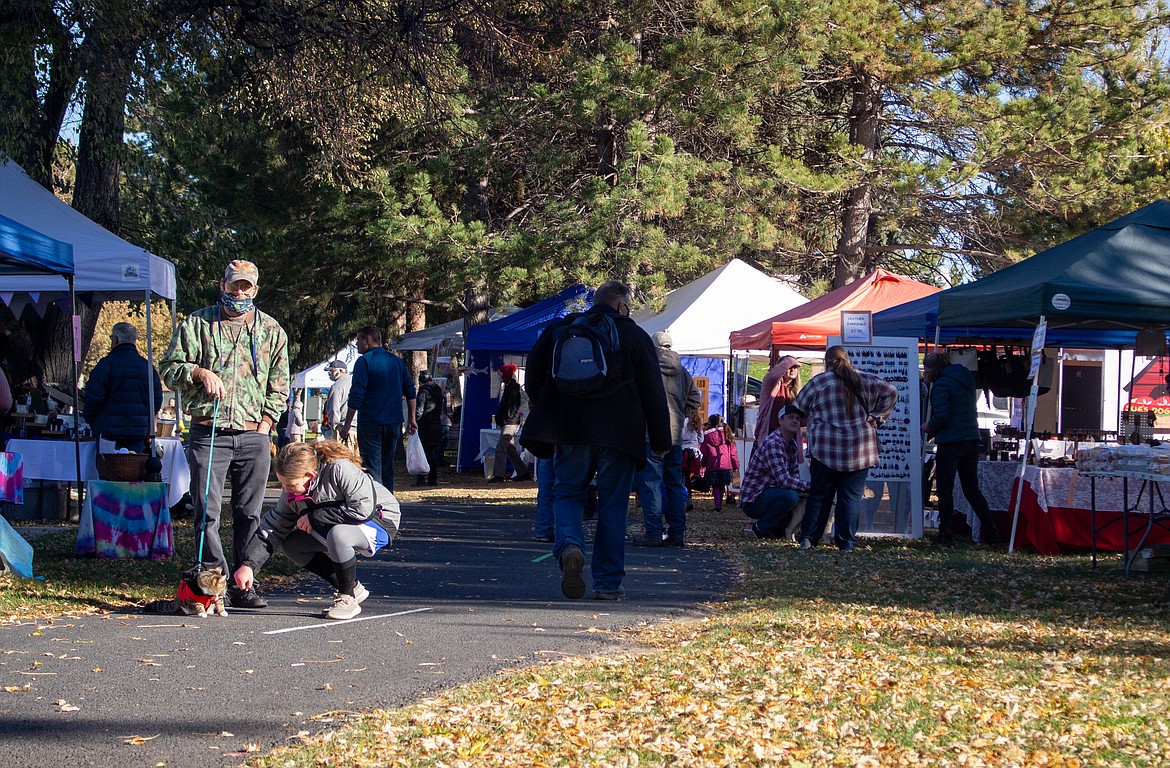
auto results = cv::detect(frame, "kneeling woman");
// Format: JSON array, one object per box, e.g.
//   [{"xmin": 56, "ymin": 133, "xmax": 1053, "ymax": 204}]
[{"xmin": 234, "ymin": 441, "xmax": 401, "ymax": 620}]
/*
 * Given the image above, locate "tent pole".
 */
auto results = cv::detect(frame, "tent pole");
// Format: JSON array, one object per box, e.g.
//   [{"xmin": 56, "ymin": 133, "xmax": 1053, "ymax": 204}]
[
  {"xmin": 1007, "ymin": 315, "xmax": 1045, "ymax": 555},
  {"xmin": 145, "ymin": 290, "xmax": 156, "ymax": 441},
  {"xmin": 70, "ymin": 277, "xmax": 82, "ymax": 521}
]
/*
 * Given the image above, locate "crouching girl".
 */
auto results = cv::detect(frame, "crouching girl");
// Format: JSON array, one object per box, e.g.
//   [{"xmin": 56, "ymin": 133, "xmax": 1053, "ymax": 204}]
[{"xmin": 234, "ymin": 441, "xmax": 401, "ymax": 620}]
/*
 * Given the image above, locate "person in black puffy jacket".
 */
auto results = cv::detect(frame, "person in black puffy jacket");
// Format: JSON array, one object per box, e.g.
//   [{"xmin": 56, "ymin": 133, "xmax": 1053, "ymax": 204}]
[
  {"xmin": 84, "ymin": 322, "xmax": 162, "ymax": 453},
  {"xmin": 923, "ymin": 351, "xmax": 1001, "ymax": 547}
]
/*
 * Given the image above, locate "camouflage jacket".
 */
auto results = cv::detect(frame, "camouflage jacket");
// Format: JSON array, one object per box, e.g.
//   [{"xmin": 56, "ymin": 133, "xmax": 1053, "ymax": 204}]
[{"xmin": 160, "ymin": 305, "xmax": 290, "ymax": 430}]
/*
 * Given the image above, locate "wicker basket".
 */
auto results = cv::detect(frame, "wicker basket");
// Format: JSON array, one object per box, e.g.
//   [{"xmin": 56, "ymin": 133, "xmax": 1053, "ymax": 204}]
[{"xmin": 96, "ymin": 452, "xmax": 148, "ymax": 482}]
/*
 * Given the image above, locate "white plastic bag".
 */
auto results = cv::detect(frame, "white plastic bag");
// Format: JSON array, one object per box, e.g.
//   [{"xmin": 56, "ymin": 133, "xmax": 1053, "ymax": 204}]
[{"xmin": 406, "ymin": 431, "xmax": 430, "ymax": 476}]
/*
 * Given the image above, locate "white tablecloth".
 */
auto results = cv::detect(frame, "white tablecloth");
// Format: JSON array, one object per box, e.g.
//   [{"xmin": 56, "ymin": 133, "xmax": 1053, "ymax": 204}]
[
  {"xmin": 478, "ymin": 429, "xmax": 502, "ymax": 462},
  {"xmin": 7, "ymin": 437, "xmax": 191, "ymax": 508},
  {"xmin": 6, "ymin": 439, "xmax": 98, "ymax": 482}
]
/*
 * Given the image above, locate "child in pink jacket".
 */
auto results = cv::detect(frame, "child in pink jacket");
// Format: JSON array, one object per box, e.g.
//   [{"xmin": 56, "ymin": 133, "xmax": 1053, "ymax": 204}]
[{"xmin": 700, "ymin": 414, "xmax": 739, "ymax": 511}]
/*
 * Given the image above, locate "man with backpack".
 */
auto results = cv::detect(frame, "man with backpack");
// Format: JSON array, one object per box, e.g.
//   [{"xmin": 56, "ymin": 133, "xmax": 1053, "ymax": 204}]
[{"xmin": 521, "ymin": 280, "xmax": 671, "ymax": 601}]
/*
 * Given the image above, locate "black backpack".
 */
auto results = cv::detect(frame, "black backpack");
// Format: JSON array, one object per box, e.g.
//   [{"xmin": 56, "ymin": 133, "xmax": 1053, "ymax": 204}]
[{"xmin": 551, "ymin": 312, "xmax": 622, "ymax": 397}]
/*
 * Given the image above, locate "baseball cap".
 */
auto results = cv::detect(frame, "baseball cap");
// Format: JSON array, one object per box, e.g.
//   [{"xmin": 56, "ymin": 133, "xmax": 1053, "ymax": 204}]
[
  {"xmin": 327, "ymin": 360, "xmax": 347, "ymax": 372},
  {"xmin": 652, "ymin": 331, "xmax": 673, "ymax": 348},
  {"xmin": 779, "ymin": 404, "xmax": 804, "ymax": 418},
  {"xmin": 223, "ymin": 259, "xmax": 259, "ymax": 287}
]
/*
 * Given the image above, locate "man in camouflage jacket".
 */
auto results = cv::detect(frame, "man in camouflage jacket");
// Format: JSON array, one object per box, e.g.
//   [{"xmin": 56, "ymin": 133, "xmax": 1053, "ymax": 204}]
[{"xmin": 160, "ymin": 260, "xmax": 290, "ymax": 609}]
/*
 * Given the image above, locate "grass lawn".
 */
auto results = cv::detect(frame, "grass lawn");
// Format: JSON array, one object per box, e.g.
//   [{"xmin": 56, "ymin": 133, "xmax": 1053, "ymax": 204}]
[{"xmin": 6, "ymin": 466, "xmax": 1170, "ymax": 765}]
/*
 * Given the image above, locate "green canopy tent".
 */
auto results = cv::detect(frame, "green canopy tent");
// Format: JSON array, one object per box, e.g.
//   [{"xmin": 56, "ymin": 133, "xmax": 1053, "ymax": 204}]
[
  {"xmin": 936, "ymin": 200, "xmax": 1170, "ymax": 553},
  {"xmin": 937, "ymin": 200, "xmax": 1170, "ymax": 331}
]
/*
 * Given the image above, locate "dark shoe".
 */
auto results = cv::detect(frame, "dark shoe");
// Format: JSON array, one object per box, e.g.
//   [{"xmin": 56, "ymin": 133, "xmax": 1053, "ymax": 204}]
[
  {"xmin": 532, "ymin": 533, "xmax": 554, "ymax": 543},
  {"xmin": 664, "ymin": 536, "xmax": 685, "ymax": 547},
  {"xmin": 560, "ymin": 547, "xmax": 586, "ymax": 599},
  {"xmin": 799, "ymin": 538, "xmax": 813, "ymax": 550},
  {"xmin": 631, "ymin": 534, "xmax": 667, "ymax": 547},
  {"xmin": 486, "ymin": 476, "xmax": 506, "ymax": 484},
  {"xmin": 727, "ymin": 496, "xmax": 737, "ymax": 507},
  {"xmin": 228, "ymin": 587, "xmax": 267, "ymax": 609},
  {"xmin": 933, "ymin": 532, "xmax": 954, "ymax": 547},
  {"xmin": 512, "ymin": 473, "xmax": 533, "ymax": 482},
  {"xmin": 412, "ymin": 478, "xmax": 427, "ymax": 487},
  {"xmin": 593, "ymin": 589, "xmax": 626, "ymax": 601}
]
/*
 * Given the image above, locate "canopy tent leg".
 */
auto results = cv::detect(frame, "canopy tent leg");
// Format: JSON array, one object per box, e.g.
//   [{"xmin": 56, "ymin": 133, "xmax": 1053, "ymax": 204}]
[{"xmin": 1007, "ymin": 315, "xmax": 1046, "ymax": 555}]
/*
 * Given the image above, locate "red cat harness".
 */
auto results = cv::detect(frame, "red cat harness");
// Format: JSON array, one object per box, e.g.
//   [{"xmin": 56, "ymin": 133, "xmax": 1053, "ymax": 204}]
[{"xmin": 177, "ymin": 579, "xmax": 216, "ymax": 611}]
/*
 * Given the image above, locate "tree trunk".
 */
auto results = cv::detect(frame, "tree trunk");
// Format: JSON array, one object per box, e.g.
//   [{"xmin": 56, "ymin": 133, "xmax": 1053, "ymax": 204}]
[
  {"xmin": 74, "ymin": 35, "xmax": 136, "ymax": 232},
  {"xmin": 833, "ymin": 66, "xmax": 882, "ymax": 288}
]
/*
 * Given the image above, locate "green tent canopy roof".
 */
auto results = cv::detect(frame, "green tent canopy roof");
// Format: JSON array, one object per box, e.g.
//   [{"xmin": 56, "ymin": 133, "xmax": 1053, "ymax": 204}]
[{"xmin": 936, "ymin": 200, "xmax": 1170, "ymax": 331}]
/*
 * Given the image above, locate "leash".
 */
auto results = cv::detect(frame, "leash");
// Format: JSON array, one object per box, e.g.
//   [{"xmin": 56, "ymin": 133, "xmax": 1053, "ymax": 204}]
[{"xmin": 196, "ymin": 396, "xmax": 221, "ymax": 566}]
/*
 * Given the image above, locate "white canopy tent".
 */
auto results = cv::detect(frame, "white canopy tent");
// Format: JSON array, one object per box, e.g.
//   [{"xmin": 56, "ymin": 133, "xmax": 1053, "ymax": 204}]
[
  {"xmin": 0, "ymin": 157, "xmax": 178, "ymax": 443},
  {"xmin": 634, "ymin": 258, "xmax": 806, "ymax": 357},
  {"xmin": 0, "ymin": 160, "xmax": 176, "ymax": 304},
  {"xmin": 294, "ymin": 341, "xmax": 361, "ymax": 390}
]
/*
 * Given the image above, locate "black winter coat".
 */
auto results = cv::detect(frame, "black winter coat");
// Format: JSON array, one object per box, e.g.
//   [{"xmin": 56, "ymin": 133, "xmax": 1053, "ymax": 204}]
[
  {"xmin": 415, "ymin": 381, "xmax": 445, "ymax": 446},
  {"xmin": 83, "ymin": 343, "xmax": 163, "ymax": 441},
  {"xmin": 520, "ymin": 304, "xmax": 671, "ymax": 468}
]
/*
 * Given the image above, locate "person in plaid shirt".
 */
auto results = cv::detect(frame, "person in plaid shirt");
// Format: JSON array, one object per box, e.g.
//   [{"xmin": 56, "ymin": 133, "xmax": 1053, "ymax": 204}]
[
  {"xmin": 742, "ymin": 404, "xmax": 811, "ymax": 539},
  {"xmin": 794, "ymin": 345, "xmax": 897, "ymax": 551}
]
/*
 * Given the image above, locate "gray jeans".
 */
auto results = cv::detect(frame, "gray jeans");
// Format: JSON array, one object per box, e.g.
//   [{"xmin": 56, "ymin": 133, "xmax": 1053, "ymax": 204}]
[
  {"xmin": 280, "ymin": 525, "xmax": 373, "ymax": 565},
  {"xmin": 188, "ymin": 424, "xmax": 272, "ymax": 576}
]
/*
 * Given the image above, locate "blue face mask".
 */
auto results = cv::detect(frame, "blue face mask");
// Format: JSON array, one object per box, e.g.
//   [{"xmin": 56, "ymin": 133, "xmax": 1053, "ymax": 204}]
[{"xmin": 219, "ymin": 293, "xmax": 254, "ymax": 315}]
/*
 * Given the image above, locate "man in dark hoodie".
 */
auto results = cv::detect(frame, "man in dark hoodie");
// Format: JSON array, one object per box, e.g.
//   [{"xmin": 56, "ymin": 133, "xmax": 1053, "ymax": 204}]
[
  {"xmin": 632, "ymin": 331, "xmax": 702, "ymax": 547},
  {"xmin": 923, "ymin": 351, "xmax": 1002, "ymax": 546},
  {"xmin": 521, "ymin": 280, "xmax": 671, "ymax": 600}
]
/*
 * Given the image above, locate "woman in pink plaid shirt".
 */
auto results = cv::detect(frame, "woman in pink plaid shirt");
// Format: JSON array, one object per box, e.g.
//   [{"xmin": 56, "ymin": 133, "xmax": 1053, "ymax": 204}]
[{"xmin": 794, "ymin": 346, "xmax": 897, "ymax": 551}]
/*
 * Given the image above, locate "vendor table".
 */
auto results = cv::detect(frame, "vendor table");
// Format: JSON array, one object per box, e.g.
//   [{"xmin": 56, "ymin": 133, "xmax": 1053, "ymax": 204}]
[
  {"xmin": 1083, "ymin": 471, "xmax": 1170, "ymax": 578},
  {"xmin": 75, "ymin": 480, "xmax": 173, "ymax": 559},
  {"xmin": 954, "ymin": 461, "xmax": 1170, "ymax": 555},
  {"xmin": 6, "ymin": 437, "xmax": 191, "ymax": 508}
]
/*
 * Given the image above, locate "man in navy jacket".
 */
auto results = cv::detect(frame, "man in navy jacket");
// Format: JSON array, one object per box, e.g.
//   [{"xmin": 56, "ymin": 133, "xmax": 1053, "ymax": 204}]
[
  {"xmin": 84, "ymin": 322, "xmax": 163, "ymax": 453},
  {"xmin": 339, "ymin": 325, "xmax": 417, "ymax": 490}
]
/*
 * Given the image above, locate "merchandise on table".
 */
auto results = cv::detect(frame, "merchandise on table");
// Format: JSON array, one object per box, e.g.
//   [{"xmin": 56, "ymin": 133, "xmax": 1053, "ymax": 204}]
[{"xmin": 1074, "ymin": 444, "xmax": 1170, "ymax": 474}]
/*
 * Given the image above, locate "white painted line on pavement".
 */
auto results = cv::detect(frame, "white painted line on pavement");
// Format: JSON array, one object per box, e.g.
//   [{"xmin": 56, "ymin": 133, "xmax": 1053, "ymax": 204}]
[{"xmin": 264, "ymin": 607, "xmax": 434, "ymax": 635}]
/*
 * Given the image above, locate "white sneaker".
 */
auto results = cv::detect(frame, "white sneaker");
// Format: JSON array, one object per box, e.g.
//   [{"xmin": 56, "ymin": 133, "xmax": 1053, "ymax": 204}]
[
  {"xmin": 325, "ymin": 594, "xmax": 362, "ymax": 620},
  {"xmin": 323, "ymin": 583, "xmax": 369, "ymax": 617}
]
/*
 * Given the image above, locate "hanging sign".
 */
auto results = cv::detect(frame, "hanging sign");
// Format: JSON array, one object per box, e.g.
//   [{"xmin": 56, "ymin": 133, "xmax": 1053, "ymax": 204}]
[
  {"xmin": 840, "ymin": 311, "xmax": 873, "ymax": 345},
  {"xmin": 1028, "ymin": 320, "xmax": 1047, "ymax": 380}
]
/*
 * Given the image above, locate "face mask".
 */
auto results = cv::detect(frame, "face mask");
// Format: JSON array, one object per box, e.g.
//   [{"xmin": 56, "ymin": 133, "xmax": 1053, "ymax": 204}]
[{"xmin": 220, "ymin": 293, "xmax": 254, "ymax": 314}]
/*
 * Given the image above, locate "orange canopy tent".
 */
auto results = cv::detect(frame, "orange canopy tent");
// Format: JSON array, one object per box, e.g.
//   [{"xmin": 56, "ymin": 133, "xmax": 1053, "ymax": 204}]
[{"xmin": 729, "ymin": 268, "xmax": 941, "ymax": 352}]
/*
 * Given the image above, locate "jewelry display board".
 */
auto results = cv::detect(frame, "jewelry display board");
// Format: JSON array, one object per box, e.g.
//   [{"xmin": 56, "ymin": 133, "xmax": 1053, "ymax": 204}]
[{"xmin": 829, "ymin": 336, "xmax": 923, "ymax": 538}]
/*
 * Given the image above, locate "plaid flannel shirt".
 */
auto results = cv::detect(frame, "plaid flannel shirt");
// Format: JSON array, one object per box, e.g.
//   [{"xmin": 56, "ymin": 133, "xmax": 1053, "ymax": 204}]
[
  {"xmin": 793, "ymin": 370, "xmax": 898, "ymax": 472},
  {"xmin": 740, "ymin": 430, "xmax": 810, "ymax": 505}
]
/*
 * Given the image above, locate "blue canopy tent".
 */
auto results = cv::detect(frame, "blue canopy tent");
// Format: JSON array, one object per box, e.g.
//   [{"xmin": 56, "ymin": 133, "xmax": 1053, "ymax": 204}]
[
  {"xmin": 0, "ymin": 214, "xmax": 74, "ymax": 277},
  {"xmin": 0, "ymin": 215, "xmax": 77, "ymax": 532},
  {"xmin": 458, "ymin": 285, "xmax": 594, "ymax": 471}
]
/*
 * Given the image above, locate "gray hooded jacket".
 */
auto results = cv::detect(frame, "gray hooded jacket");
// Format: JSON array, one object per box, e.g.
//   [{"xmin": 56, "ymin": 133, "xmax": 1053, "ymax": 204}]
[{"xmin": 657, "ymin": 348, "xmax": 702, "ymax": 446}]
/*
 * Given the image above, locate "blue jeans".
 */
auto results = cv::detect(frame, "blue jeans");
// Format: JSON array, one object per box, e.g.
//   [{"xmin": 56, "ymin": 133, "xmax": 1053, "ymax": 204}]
[
  {"xmin": 799, "ymin": 458, "xmax": 869, "ymax": 550},
  {"xmin": 743, "ymin": 487, "xmax": 800, "ymax": 538},
  {"xmin": 535, "ymin": 458, "xmax": 556, "ymax": 537},
  {"xmin": 356, "ymin": 423, "xmax": 403, "ymax": 491},
  {"xmin": 188, "ymin": 424, "xmax": 272, "ymax": 575},
  {"xmin": 632, "ymin": 444, "xmax": 686, "ymax": 540},
  {"xmin": 552, "ymin": 444, "xmax": 636, "ymax": 594}
]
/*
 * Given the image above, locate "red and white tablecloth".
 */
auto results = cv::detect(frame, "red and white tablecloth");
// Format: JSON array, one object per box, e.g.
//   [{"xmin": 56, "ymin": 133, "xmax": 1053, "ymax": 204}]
[{"xmin": 955, "ymin": 462, "xmax": 1170, "ymax": 554}]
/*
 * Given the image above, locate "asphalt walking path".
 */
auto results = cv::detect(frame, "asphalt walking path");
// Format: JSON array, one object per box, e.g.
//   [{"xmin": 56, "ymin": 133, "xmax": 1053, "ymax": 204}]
[{"xmin": 0, "ymin": 495, "xmax": 734, "ymax": 767}]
